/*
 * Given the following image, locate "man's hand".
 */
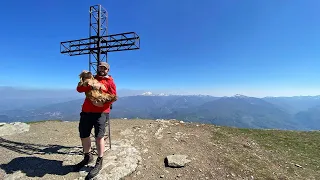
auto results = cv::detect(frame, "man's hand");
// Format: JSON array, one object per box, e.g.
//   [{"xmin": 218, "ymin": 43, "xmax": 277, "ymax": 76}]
[
  {"xmin": 92, "ymin": 100, "xmax": 104, "ymax": 107},
  {"xmin": 89, "ymin": 82, "xmax": 106, "ymax": 90},
  {"xmin": 100, "ymin": 84, "xmax": 106, "ymax": 91},
  {"xmin": 87, "ymin": 81, "xmax": 94, "ymax": 87},
  {"xmin": 88, "ymin": 81, "xmax": 99, "ymax": 90}
]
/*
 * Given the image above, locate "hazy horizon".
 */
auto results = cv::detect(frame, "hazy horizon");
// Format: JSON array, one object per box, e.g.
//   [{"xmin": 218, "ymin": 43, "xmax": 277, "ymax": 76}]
[{"xmin": 1, "ymin": 85, "xmax": 319, "ymax": 98}]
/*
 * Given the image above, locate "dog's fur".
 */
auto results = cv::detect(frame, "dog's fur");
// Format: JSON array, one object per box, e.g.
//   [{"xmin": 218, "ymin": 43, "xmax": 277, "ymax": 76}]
[{"xmin": 78, "ymin": 70, "xmax": 117, "ymax": 104}]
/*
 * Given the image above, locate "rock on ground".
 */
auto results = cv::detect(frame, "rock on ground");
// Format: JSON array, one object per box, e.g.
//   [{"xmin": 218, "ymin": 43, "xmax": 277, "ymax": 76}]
[
  {"xmin": 165, "ymin": 154, "xmax": 191, "ymax": 168},
  {"xmin": 0, "ymin": 122, "xmax": 30, "ymax": 136},
  {"xmin": 75, "ymin": 139, "xmax": 141, "ymax": 180}
]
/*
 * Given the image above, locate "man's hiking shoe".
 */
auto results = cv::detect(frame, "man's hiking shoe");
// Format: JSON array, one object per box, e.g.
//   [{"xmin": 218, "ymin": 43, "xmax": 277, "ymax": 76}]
[
  {"xmin": 86, "ymin": 157, "xmax": 103, "ymax": 179},
  {"xmin": 73, "ymin": 152, "xmax": 93, "ymax": 172}
]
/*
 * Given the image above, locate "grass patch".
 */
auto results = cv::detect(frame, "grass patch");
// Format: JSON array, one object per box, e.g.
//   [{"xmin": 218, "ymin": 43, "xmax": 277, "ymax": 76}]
[
  {"xmin": 236, "ymin": 128, "xmax": 320, "ymax": 170},
  {"xmin": 211, "ymin": 126, "xmax": 320, "ymax": 179}
]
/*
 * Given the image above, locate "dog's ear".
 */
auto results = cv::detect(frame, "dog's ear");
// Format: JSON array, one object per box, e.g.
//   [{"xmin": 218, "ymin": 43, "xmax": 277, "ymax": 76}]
[
  {"xmin": 79, "ymin": 72, "xmax": 84, "ymax": 78},
  {"xmin": 88, "ymin": 71, "xmax": 93, "ymax": 78},
  {"xmin": 79, "ymin": 70, "xmax": 89, "ymax": 77}
]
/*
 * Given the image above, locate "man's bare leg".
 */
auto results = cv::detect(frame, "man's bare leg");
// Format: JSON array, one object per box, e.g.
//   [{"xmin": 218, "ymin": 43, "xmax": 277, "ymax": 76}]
[
  {"xmin": 81, "ymin": 137, "xmax": 91, "ymax": 153},
  {"xmin": 96, "ymin": 137, "xmax": 104, "ymax": 157},
  {"xmin": 86, "ymin": 113, "xmax": 107, "ymax": 179},
  {"xmin": 73, "ymin": 137, "xmax": 93, "ymax": 171},
  {"xmin": 86, "ymin": 137, "xmax": 104, "ymax": 178}
]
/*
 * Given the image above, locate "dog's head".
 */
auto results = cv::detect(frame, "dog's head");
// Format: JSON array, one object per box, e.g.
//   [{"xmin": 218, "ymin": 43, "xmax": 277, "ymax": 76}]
[{"xmin": 79, "ymin": 70, "xmax": 94, "ymax": 81}]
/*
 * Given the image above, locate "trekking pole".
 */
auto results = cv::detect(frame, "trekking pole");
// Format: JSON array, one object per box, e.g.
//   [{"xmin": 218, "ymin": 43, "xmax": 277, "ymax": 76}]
[{"xmin": 109, "ymin": 104, "xmax": 112, "ymax": 149}]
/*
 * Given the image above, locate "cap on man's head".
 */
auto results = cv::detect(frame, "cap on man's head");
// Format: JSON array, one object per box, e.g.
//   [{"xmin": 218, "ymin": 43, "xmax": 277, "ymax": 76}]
[{"xmin": 98, "ymin": 62, "xmax": 110, "ymax": 69}]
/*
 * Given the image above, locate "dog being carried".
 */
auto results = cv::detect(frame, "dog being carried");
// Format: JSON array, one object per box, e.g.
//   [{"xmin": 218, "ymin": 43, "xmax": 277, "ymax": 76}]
[{"xmin": 78, "ymin": 70, "xmax": 117, "ymax": 104}]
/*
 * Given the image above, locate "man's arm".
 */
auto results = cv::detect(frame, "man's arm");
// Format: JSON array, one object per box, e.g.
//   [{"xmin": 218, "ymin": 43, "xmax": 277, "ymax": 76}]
[
  {"xmin": 108, "ymin": 80, "xmax": 117, "ymax": 96},
  {"xmin": 76, "ymin": 82, "xmax": 91, "ymax": 93},
  {"xmin": 101, "ymin": 79, "xmax": 117, "ymax": 96},
  {"xmin": 101, "ymin": 79, "xmax": 117, "ymax": 106},
  {"xmin": 109, "ymin": 81, "xmax": 117, "ymax": 108}
]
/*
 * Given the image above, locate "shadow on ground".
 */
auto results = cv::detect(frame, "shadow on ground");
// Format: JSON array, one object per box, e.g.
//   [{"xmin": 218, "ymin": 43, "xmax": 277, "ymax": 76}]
[
  {"xmin": 0, "ymin": 137, "xmax": 83, "ymax": 178},
  {"xmin": 0, "ymin": 156, "xmax": 75, "ymax": 177},
  {"xmin": 0, "ymin": 137, "xmax": 81, "ymax": 155}
]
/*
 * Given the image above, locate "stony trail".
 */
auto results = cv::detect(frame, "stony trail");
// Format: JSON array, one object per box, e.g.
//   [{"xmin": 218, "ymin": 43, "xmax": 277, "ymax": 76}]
[{"xmin": 0, "ymin": 119, "xmax": 318, "ymax": 180}]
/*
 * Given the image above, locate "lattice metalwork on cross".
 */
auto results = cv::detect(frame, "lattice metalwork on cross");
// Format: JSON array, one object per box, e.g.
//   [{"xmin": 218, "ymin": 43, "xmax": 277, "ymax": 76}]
[{"xmin": 60, "ymin": 4, "xmax": 140, "ymax": 72}]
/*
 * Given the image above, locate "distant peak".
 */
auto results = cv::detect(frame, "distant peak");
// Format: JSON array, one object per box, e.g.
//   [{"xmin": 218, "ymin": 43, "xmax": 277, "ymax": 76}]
[
  {"xmin": 233, "ymin": 94, "xmax": 248, "ymax": 98},
  {"xmin": 141, "ymin": 92, "xmax": 169, "ymax": 96},
  {"xmin": 142, "ymin": 91, "xmax": 153, "ymax": 96}
]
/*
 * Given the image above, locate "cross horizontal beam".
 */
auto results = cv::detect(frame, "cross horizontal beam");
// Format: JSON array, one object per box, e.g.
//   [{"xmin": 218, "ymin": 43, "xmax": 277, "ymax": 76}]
[{"xmin": 60, "ymin": 32, "xmax": 140, "ymax": 56}]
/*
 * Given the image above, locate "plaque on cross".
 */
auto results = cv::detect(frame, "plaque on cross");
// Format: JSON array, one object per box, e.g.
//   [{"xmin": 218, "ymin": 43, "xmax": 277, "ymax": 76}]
[{"xmin": 60, "ymin": 4, "xmax": 140, "ymax": 150}]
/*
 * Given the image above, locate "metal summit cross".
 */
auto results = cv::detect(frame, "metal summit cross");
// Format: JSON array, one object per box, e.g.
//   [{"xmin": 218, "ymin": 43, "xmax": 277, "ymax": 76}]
[
  {"xmin": 60, "ymin": 4, "xmax": 140, "ymax": 72},
  {"xmin": 60, "ymin": 4, "xmax": 140, "ymax": 151}
]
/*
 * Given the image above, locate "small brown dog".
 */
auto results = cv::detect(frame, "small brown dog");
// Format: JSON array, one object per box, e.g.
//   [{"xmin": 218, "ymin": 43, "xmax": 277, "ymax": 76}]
[{"xmin": 78, "ymin": 70, "xmax": 117, "ymax": 104}]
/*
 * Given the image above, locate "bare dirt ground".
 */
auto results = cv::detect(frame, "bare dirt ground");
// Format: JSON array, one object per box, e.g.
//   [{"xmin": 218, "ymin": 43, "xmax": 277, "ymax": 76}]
[{"xmin": 0, "ymin": 119, "xmax": 319, "ymax": 180}]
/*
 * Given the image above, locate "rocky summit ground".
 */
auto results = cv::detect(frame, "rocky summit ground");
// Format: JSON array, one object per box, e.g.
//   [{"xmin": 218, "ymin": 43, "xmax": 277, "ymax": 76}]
[{"xmin": 0, "ymin": 119, "xmax": 319, "ymax": 180}]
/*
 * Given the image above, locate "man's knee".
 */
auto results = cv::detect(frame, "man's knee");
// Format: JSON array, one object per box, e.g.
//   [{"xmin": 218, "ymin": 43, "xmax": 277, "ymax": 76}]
[
  {"xmin": 80, "ymin": 133, "xmax": 91, "ymax": 139},
  {"xmin": 81, "ymin": 137, "xmax": 91, "ymax": 141},
  {"xmin": 95, "ymin": 136, "xmax": 104, "ymax": 141}
]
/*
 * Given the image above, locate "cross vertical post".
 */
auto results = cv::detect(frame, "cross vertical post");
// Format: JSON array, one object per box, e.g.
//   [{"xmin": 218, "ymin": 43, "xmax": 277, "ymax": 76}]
[
  {"xmin": 60, "ymin": 4, "xmax": 140, "ymax": 150},
  {"xmin": 89, "ymin": 5, "xmax": 108, "ymax": 72}
]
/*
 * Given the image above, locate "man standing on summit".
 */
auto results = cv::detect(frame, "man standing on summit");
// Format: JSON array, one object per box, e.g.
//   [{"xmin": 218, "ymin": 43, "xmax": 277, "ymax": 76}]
[{"xmin": 74, "ymin": 62, "xmax": 117, "ymax": 179}]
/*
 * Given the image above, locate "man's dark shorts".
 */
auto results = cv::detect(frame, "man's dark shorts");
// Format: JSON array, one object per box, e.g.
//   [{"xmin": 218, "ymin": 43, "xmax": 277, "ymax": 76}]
[{"xmin": 78, "ymin": 112, "xmax": 109, "ymax": 138}]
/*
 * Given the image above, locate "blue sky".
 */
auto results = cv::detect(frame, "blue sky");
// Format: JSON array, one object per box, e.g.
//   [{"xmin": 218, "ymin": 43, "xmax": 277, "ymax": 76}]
[{"xmin": 0, "ymin": 0, "xmax": 319, "ymax": 97}]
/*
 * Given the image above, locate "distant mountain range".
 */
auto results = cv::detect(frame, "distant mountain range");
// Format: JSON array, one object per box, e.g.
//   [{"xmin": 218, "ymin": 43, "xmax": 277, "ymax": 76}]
[{"xmin": 1, "ymin": 93, "xmax": 320, "ymax": 131}]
